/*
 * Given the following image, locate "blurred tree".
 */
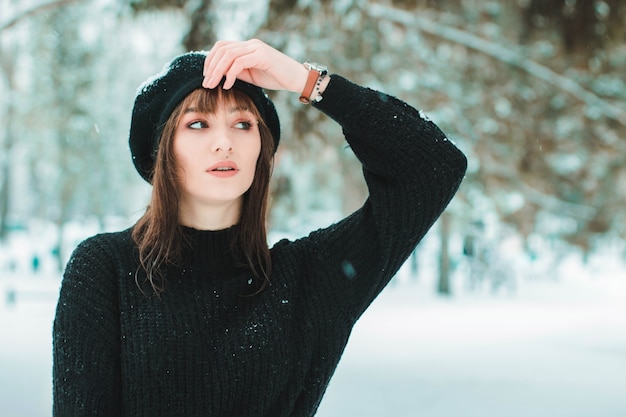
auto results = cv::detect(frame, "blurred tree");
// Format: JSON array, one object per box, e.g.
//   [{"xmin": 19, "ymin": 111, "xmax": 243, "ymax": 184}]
[
  {"xmin": 520, "ymin": 0, "xmax": 626, "ymax": 59},
  {"xmin": 120, "ymin": 0, "xmax": 217, "ymax": 50},
  {"xmin": 0, "ymin": 42, "xmax": 16, "ymax": 240},
  {"xmin": 0, "ymin": 0, "xmax": 79, "ymax": 32},
  {"xmin": 26, "ymin": 4, "xmax": 100, "ymax": 269},
  {"xmin": 119, "ymin": 0, "xmax": 626, "ymax": 288},
  {"xmin": 371, "ymin": 1, "xmax": 623, "ymax": 270},
  {"xmin": 182, "ymin": 0, "xmax": 216, "ymax": 50},
  {"xmin": 2, "ymin": 0, "xmax": 624, "ymax": 283},
  {"xmin": 0, "ymin": 0, "xmax": 80, "ymax": 240}
]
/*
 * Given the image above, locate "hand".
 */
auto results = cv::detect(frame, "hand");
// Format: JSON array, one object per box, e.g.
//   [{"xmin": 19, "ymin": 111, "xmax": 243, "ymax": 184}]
[{"xmin": 202, "ymin": 39, "xmax": 308, "ymax": 93}]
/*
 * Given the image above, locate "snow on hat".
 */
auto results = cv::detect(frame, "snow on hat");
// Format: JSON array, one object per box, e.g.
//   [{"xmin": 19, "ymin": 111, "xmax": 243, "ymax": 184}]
[{"xmin": 129, "ymin": 51, "xmax": 281, "ymax": 183}]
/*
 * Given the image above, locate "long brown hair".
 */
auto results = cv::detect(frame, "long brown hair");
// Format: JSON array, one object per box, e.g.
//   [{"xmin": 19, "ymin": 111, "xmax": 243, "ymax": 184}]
[{"xmin": 132, "ymin": 87, "xmax": 275, "ymax": 295}]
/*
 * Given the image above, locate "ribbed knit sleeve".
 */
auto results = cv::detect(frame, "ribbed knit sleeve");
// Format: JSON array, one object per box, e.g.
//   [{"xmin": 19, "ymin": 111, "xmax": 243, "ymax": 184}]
[
  {"xmin": 53, "ymin": 235, "xmax": 122, "ymax": 416},
  {"xmin": 296, "ymin": 75, "xmax": 467, "ymax": 319}
]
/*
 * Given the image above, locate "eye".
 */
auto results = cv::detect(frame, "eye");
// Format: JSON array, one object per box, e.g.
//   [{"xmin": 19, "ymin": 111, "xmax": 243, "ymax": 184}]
[
  {"xmin": 188, "ymin": 120, "xmax": 208, "ymax": 130},
  {"xmin": 234, "ymin": 120, "xmax": 253, "ymax": 130}
]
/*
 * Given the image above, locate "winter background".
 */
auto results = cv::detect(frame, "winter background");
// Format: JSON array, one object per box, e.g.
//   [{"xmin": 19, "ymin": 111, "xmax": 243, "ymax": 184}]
[{"xmin": 1, "ymin": 0, "xmax": 626, "ymax": 416}]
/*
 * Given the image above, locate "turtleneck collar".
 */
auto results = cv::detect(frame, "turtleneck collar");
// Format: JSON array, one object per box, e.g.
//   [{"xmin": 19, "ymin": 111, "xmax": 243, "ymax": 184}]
[{"xmin": 179, "ymin": 224, "xmax": 243, "ymax": 276}]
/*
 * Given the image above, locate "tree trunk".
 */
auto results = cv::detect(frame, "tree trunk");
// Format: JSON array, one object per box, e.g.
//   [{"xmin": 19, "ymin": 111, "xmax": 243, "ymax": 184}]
[
  {"xmin": 438, "ymin": 211, "xmax": 452, "ymax": 295},
  {"xmin": 0, "ymin": 134, "xmax": 10, "ymax": 240},
  {"xmin": 0, "ymin": 45, "xmax": 15, "ymax": 241},
  {"xmin": 182, "ymin": 0, "xmax": 215, "ymax": 51}
]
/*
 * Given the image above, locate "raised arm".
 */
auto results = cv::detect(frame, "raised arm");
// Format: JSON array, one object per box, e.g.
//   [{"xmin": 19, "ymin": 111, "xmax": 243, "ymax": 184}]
[
  {"xmin": 302, "ymin": 74, "xmax": 467, "ymax": 316},
  {"xmin": 202, "ymin": 38, "xmax": 467, "ymax": 318}
]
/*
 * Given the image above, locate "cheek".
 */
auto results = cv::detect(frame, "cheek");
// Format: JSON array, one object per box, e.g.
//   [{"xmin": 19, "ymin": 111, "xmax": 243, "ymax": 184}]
[
  {"xmin": 173, "ymin": 134, "xmax": 197, "ymax": 169},
  {"xmin": 244, "ymin": 140, "xmax": 262, "ymax": 183},
  {"xmin": 172, "ymin": 144, "xmax": 192, "ymax": 183},
  {"xmin": 172, "ymin": 135, "xmax": 183, "ymax": 165},
  {"xmin": 245, "ymin": 134, "xmax": 262, "ymax": 166}
]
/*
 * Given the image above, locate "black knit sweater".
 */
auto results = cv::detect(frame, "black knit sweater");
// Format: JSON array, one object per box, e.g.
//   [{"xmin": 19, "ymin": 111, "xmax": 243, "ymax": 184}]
[{"xmin": 53, "ymin": 75, "xmax": 467, "ymax": 416}]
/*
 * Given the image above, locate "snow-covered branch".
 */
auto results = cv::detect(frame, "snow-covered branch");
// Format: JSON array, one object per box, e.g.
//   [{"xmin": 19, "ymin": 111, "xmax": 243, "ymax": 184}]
[
  {"xmin": 521, "ymin": 183, "xmax": 596, "ymax": 221},
  {"xmin": 368, "ymin": 3, "xmax": 626, "ymax": 127},
  {"xmin": 482, "ymin": 157, "xmax": 597, "ymax": 220},
  {"xmin": 0, "ymin": 0, "xmax": 80, "ymax": 32}
]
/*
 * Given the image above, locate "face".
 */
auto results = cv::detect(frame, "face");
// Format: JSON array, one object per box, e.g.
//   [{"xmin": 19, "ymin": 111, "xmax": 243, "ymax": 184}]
[{"xmin": 173, "ymin": 96, "xmax": 262, "ymax": 218}]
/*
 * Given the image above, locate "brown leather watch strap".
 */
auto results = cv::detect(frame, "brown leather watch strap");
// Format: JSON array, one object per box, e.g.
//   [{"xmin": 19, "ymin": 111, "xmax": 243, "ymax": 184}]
[{"xmin": 299, "ymin": 67, "xmax": 320, "ymax": 104}]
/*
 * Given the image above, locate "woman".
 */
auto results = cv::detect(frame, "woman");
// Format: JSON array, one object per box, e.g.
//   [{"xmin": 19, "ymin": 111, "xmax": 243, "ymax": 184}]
[{"xmin": 53, "ymin": 39, "xmax": 467, "ymax": 416}]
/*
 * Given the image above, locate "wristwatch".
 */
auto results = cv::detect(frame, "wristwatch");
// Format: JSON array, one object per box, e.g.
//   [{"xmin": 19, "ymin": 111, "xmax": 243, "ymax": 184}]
[{"xmin": 299, "ymin": 62, "xmax": 328, "ymax": 104}]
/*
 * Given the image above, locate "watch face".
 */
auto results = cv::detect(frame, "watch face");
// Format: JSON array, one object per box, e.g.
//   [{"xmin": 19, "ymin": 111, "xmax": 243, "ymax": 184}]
[{"xmin": 305, "ymin": 62, "xmax": 328, "ymax": 72}]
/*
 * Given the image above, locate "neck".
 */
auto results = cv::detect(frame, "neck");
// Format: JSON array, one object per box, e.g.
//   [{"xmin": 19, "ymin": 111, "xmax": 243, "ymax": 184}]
[{"xmin": 178, "ymin": 198, "xmax": 242, "ymax": 230}]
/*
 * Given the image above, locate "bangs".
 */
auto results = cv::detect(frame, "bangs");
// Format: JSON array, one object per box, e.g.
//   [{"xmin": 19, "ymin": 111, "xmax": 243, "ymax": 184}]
[{"xmin": 179, "ymin": 87, "xmax": 262, "ymax": 120}]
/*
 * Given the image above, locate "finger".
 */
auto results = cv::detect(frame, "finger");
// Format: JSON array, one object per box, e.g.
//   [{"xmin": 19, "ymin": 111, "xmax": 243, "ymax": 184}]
[
  {"xmin": 203, "ymin": 40, "xmax": 236, "ymax": 88},
  {"xmin": 221, "ymin": 51, "xmax": 259, "ymax": 89},
  {"xmin": 203, "ymin": 43, "xmax": 224, "ymax": 88},
  {"xmin": 204, "ymin": 42, "xmax": 255, "ymax": 89},
  {"xmin": 205, "ymin": 39, "xmax": 268, "ymax": 82},
  {"xmin": 203, "ymin": 40, "xmax": 234, "ymax": 76}
]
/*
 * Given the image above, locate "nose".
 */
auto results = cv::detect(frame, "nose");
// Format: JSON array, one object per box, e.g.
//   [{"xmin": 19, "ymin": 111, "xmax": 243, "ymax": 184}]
[
  {"xmin": 212, "ymin": 131, "xmax": 234, "ymax": 154},
  {"xmin": 214, "ymin": 142, "xmax": 233, "ymax": 153}
]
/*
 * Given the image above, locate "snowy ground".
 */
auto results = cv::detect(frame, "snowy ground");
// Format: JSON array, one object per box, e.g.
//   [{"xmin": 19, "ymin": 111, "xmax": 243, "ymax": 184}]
[
  {"xmin": 1, "ymin": 226, "xmax": 625, "ymax": 416},
  {"xmin": 317, "ymin": 272, "xmax": 626, "ymax": 417}
]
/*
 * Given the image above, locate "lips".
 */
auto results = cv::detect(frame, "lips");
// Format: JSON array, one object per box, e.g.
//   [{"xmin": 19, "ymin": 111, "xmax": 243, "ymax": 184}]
[{"xmin": 207, "ymin": 160, "xmax": 239, "ymax": 178}]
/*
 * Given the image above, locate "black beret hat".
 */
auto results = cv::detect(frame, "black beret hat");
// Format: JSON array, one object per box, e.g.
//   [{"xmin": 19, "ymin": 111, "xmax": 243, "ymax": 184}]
[{"xmin": 129, "ymin": 51, "xmax": 281, "ymax": 183}]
